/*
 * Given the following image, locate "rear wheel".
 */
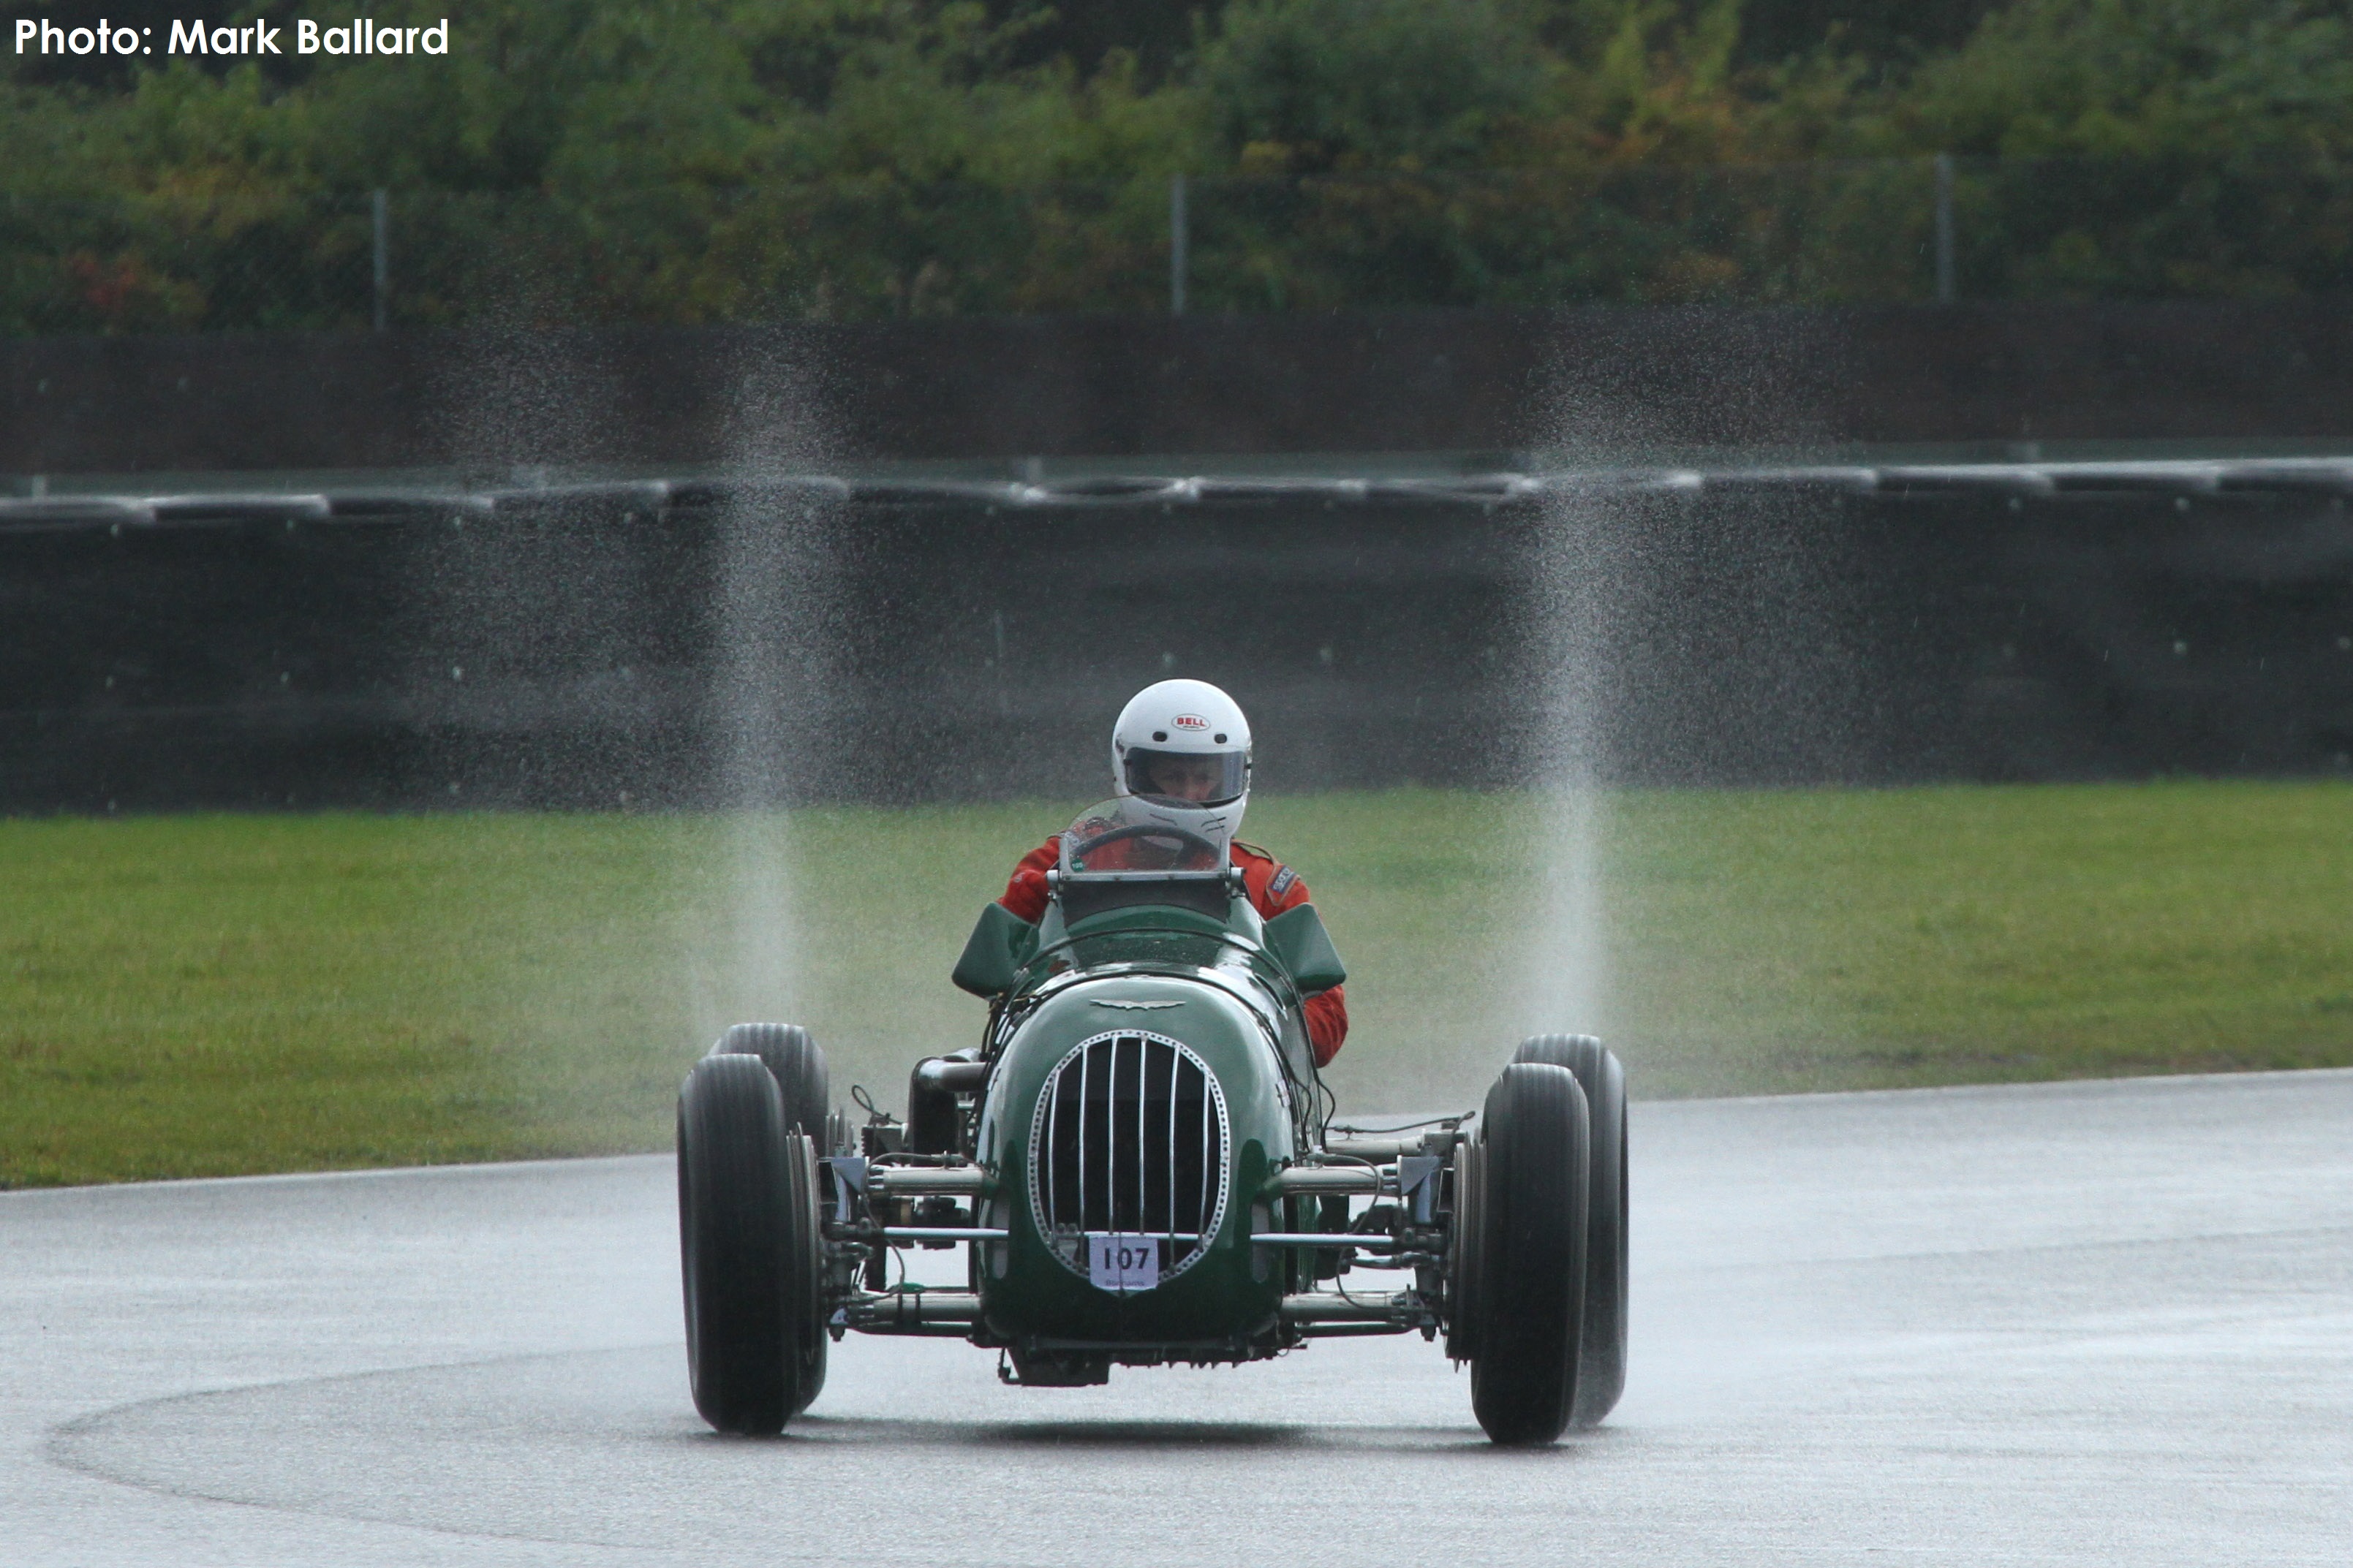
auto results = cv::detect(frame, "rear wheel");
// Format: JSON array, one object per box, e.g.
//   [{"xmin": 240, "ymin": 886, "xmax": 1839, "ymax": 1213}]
[
  {"xmin": 1514, "ymin": 1034, "xmax": 1629, "ymax": 1427},
  {"xmin": 710, "ymin": 1023, "xmax": 829, "ymax": 1138},
  {"xmin": 677, "ymin": 1053, "xmax": 828, "ymax": 1434},
  {"xmin": 1468, "ymin": 1061, "xmax": 1591, "ymax": 1445}
]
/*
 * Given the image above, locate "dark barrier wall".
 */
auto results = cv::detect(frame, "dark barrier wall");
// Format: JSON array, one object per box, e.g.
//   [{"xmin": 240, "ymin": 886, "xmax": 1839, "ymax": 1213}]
[
  {"xmin": 10, "ymin": 299, "xmax": 2353, "ymax": 472},
  {"xmin": 5, "ymin": 477, "xmax": 2350, "ymax": 811}
]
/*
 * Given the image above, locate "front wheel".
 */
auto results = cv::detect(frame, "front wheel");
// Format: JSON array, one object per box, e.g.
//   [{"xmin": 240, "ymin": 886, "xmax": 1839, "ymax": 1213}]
[
  {"xmin": 1466, "ymin": 1061, "xmax": 1591, "ymax": 1445},
  {"xmin": 677, "ymin": 1053, "xmax": 828, "ymax": 1434}
]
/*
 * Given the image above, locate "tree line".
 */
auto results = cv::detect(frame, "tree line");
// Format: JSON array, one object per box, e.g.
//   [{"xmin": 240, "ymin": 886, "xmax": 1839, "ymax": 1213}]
[{"xmin": 4, "ymin": 0, "xmax": 2349, "ymax": 329}]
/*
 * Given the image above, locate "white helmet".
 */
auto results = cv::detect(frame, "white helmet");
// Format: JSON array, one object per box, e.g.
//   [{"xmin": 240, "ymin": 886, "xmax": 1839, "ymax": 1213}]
[{"xmin": 1111, "ymin": 678, "xmax": 1253, "ymax": 835}]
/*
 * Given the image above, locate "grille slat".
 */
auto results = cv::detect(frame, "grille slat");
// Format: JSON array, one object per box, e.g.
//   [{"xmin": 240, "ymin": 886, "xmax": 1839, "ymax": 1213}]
[
  {"xmin": 1165, "ymin": 1042, "xmax": 1179, "ymax": 1238},
  {"xmin": 1076, "ymin": 1045, "xmax": 1089, "ymax": 1230},
  {"xmin": 1133, "ymin": 1035, "xmax": 1147, "ymax": 1237},
  {"xmin": 1030, "ymin": 1030, "xmax": 1229, "ymax": 1287}
]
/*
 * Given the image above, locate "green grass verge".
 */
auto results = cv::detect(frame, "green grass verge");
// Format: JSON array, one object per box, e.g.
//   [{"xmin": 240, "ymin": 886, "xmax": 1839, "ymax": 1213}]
[{"xmin": 5, "ymin": 781, "xmax": 2350, "ymax": 1186}]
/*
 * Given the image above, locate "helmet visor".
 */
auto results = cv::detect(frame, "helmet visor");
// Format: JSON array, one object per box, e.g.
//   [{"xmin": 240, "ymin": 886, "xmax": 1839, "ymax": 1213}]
[{"xmin": 1121, "ymin": 746, "xmax": 1248, "ymax": 807}]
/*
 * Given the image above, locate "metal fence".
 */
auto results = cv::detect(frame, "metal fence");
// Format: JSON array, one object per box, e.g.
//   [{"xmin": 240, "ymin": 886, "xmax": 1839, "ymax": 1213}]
[{"xmin": 7, "ymin": 154, "xmax": 2352, "ymax": 336}]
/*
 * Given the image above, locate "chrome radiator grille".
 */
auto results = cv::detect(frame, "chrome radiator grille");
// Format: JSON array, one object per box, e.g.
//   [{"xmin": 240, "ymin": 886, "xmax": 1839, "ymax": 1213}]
[{"xmin": 1029, "ymin": 1031, "xmax": 1230, "ymax": 1284}]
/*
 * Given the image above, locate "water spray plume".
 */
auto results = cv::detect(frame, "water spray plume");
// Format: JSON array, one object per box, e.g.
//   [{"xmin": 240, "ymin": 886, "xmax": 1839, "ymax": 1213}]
[
  {"xmin": 1527, "ymin": 308, "xmax": 1839, "ymax": 1064},
  {"xmin": 710, "ymin": 331, "xmax": 840, "ymax": 1033},
  {"xmin": 1524, "ymin": 478, "xmax": 1617, "ymax": 1041}
]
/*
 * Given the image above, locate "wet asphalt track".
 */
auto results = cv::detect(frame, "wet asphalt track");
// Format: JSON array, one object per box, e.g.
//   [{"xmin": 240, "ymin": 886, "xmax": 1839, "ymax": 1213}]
[{"xmin": 4, "ymin": 1070, "xmax": 2349, "ymax": 1567}]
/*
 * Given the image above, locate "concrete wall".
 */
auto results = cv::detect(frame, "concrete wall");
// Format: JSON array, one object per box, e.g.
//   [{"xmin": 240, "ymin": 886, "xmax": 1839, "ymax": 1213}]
[
  {"xmin": 7, "ymin": 482, "xmax": 2349, "ymax": 811},
  {"xmin": 9, "ymin": 298, "xmax": 2353, "ymax": 473}
]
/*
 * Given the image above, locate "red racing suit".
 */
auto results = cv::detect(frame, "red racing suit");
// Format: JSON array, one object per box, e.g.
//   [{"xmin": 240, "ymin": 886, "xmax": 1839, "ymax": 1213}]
[{"xmin": 997, "ymin": 836, "xmax": 1350, "ymax": 1067}]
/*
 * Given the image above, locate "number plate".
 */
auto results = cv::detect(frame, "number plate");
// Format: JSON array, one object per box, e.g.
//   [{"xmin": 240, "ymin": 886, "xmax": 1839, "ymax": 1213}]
[{"xmin": 1087, "ymin": 1234, "xmax": 1160, "ymax": 1295}]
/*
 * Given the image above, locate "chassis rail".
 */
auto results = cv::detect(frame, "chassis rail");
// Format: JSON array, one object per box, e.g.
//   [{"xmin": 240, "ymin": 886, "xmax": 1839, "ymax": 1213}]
[
  {"xmin": 818, "ymin": 1129, "xmax": 1461, "ymax": 1349},
  {"xmin": 837, "ymin": 1289, "xmax": 984, "ymax": 1335}
]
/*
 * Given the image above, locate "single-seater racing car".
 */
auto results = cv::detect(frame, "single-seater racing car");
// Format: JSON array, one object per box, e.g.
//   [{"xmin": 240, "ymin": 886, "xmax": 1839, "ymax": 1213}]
[{"xmin": 675, "ymin": 794, "xmax": 1628, "ymax": 1444}]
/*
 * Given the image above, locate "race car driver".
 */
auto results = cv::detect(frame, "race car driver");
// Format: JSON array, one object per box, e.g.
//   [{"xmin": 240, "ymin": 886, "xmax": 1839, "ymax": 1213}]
[{"xmin": 996, "ymin": 678, "xmax": 1349, "ymax": 1066}]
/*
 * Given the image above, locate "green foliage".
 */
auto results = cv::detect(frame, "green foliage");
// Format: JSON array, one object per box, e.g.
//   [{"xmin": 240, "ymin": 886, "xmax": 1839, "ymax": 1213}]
[
  {"xmin": 1196, "ymin": 0, "xmax": 1546, "ymax": 173},
  {"xmin": 1733, "ymin": 0, "xmax": 2003, "ymax": 75},
  {"xmin": 4, "ymin": 0, "xmax": 2352, "ymax": 327},
  {"xmin": 1844, "ymin": 0, "xmax": 2353, "ymax": 297},
  {"xmin": 1884, "ymin": 0, "xmax": 2353, "ymax": 159}
]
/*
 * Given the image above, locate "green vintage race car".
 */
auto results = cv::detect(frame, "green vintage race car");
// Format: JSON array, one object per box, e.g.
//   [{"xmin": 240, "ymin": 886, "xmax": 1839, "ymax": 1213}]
[{"xmin": 675, "ymin": 796, "xmax": 1628, "ymax": 1444}]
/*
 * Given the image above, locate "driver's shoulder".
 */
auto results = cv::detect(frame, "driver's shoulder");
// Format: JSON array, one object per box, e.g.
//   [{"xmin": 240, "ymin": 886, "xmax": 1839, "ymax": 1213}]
[
  {"xmin": 1230, "ymin": 838, "xmax": 1280, "ymax": 868},
  {"xmin": 1231, "ymin": 840, "xmax": 1308, "ymax": 906},
  {"xmin": 1011, "ymin": 834, "xmax": 1062, "ymax": 873}
]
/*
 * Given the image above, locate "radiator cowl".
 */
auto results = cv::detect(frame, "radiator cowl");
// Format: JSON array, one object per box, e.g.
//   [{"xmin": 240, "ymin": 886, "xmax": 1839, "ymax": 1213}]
[{"xmin": 1027, "ymin": 1030, "xmax": 1231, "ymax": 1290}]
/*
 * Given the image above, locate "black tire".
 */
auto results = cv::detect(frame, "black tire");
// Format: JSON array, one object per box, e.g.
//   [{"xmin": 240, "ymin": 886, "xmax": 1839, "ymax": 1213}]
[
  {"xmin": 710, "ymin": 1023, "xmax": 829, "ymax": 1139},
  {"xmin": 1515, "ymin": 1035, "xmax": 1629, "ymax": 1427},
  {"xmin": 1468, "ymin": 1061, "xmax": 1591, "ymax": 1446},
  {"xmin": 677, "ymin": 1053, "xmax": 828, "ymax": 1434}
]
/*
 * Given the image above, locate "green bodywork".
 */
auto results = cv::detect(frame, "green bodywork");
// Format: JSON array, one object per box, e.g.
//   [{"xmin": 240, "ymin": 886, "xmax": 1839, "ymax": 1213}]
[{"xmin": 959, "ymin": 886, "xmax": 1342, "ymax": 1357}]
